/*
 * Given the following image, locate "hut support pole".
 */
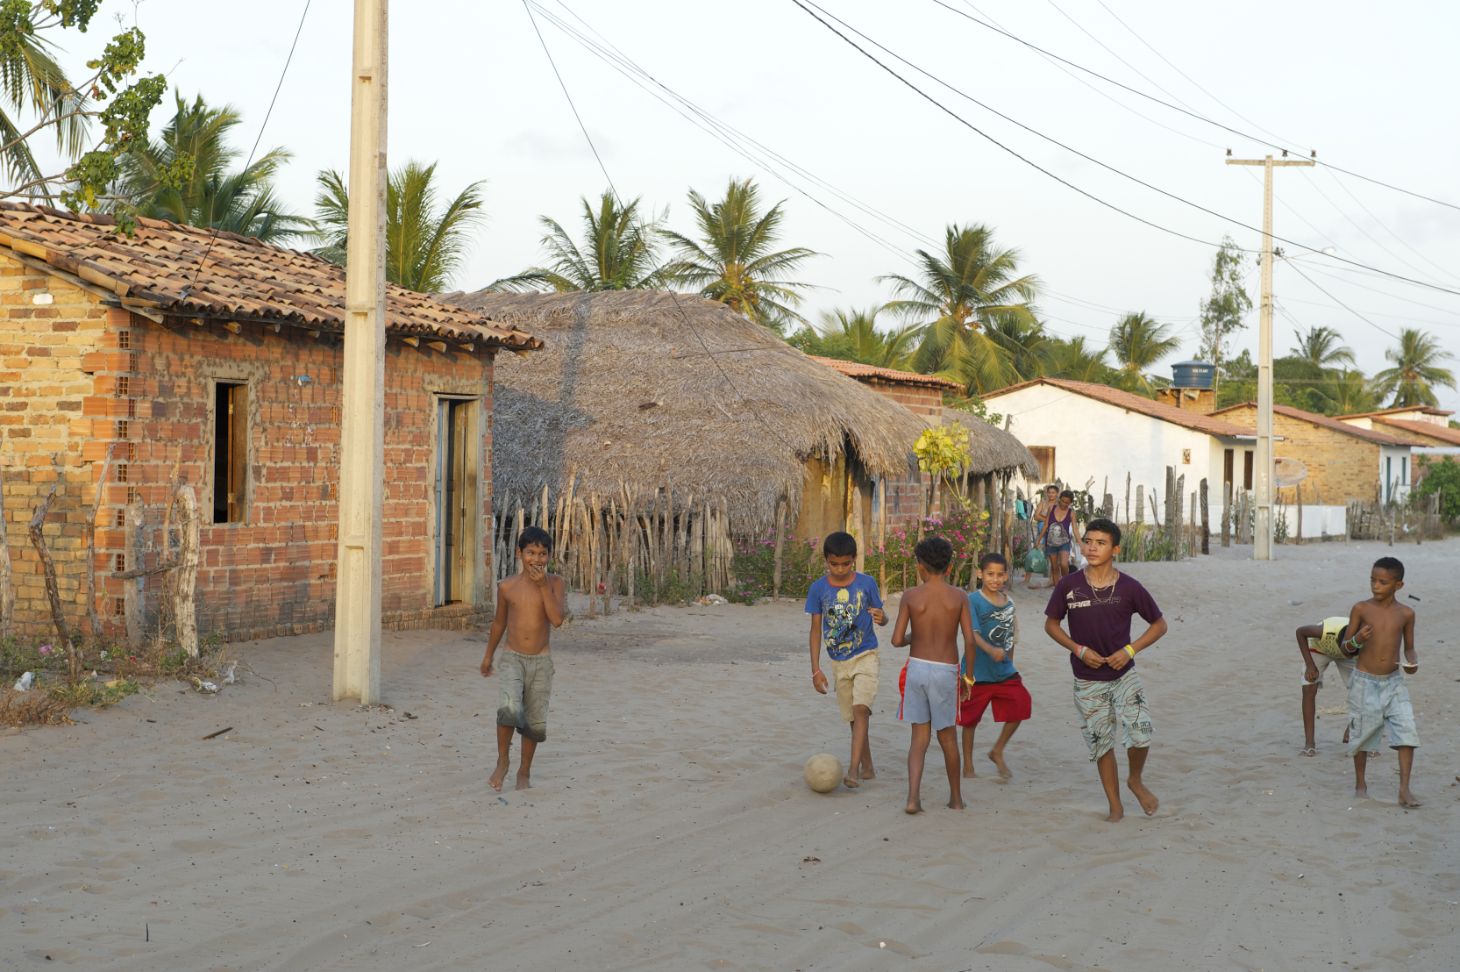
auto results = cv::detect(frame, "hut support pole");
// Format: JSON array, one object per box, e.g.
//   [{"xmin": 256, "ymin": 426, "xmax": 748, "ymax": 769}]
[
  {"xmin": 173, "ymin": 485, "xmax": 200, "ymax": 658},
  {"xmin": 29, "ymin": 475, "xmax": 72, "ymax": 675},
  {"xmin": 772, "ymin": 495, "xmax": 786, "ymax": 600}
]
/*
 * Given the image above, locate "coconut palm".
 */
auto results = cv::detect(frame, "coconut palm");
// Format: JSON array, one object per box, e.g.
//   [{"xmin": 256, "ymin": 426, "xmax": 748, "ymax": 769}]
[
  {"xmin": 1108, "ymin": 312, "xmax": 1180, "ymax": 395},
  {"xmin": 120, "ymin": 93, "xmax": 310, "ymax": 243},
  {"xmin": 1289, "ymin": 325, "xmax": 1356, "ymax": 369},
  {"xmin": 1322, "ymin": 369, "xmax": 1379, "ymax": 416},
  {"xmin": 661, "ymin": 177, "xmax": 818, "ymax": 330},
  {"xmin": 1041, "ymin": 336, "xmax": 1110, "ymax": 383},
  {"xmin": 313, "ymin": 161, "xmax": 485, "ymax": 293},
  {"xmin": 881, "ymin": 224, "xmax": 1040, "ymax": 381},
  {"xmin": 493, "ymin": 191, "xmax": 667, "ymax": 293},
  {"xmin": 1372, "ymin": 328, "xmax": 1457, "ymax": 407},
  {"xmin": 812, "ymin": 306, "xmax": 921, "ymax": 368},
  {"xmin": 0, "ymin": 24, "xmax": 88, "ymax": 197}
]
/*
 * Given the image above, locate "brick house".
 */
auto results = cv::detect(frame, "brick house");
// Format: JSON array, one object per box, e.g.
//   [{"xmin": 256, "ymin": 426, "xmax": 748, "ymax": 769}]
[
  {"xmin": 0, "ymin": 205, "xmax": 539, "ymax": 644},
  {"xmin": 1211, "ymin": 402, "xmax": 1414, "ymax": 504},
  {"xmin": 1338, "ymin": 406, "xmax": 1460, "ymax": 479}
]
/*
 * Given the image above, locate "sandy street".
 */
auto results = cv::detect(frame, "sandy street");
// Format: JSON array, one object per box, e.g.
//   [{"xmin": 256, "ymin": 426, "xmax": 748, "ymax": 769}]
[{"xmin": 2, "ymin": 538, "xmax": 1458, "ymax": 971}]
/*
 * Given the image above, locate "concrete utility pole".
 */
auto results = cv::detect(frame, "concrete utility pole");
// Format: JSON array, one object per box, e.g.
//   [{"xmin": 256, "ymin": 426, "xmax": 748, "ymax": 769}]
[
  {"xmin": 1225, "ymin": 151, "xmax": 1314, "ymax": 562},
  {"xmin": 334, "ymin": 0, "xmax": 388, "ymax": 703}
]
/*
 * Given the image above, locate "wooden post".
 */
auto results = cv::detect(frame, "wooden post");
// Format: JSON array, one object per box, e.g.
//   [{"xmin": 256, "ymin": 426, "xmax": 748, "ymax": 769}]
[
  {"xmin": 0, "ymin": 455, "xmax": 12, "ymax": 642},
  {"xmin": 1200, "ymin": 479, "xmax": 1210, "ymax": 555},
  {"xmin": 1294, "ymin": 482, "xmax": 1304, "ymax": 545},
  {"xmin": 1135, "ymin": 484, "xmax": 1144, "ymax": 525},
  {"xmin": 124, "ymin": 500, "xmax": 145, "ymax": 646},
  {"xmin": 877, "ymin": 479, "xmax": 888, "ymax": 595},
  {"xmin": 85, "ymin": 443, "xmax": 117, "ymax": 640},
  {"xmin": 1124, "ymin": 472, "xmax": 1131, "ymax": 525},
  {"xmin": 172, "ymin": 485, "xmax": 200, "ymax": 657},
  {"xmin": 1221, "ymin": 482, "xmax": 1232, "ymax": 547},
  {"xmin": 29, "ymin": 476, "xmax": 72, "ymax": 672},
  {"xmin": 772, "ymin": 495, "xmax": 786, "ymax": 599},
  {"xmin": 333, "ymin": 0, "xmax": 389, "ymax": 704}
]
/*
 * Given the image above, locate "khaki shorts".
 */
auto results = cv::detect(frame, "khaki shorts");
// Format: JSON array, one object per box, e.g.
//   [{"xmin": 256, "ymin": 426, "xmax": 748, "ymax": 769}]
[
  {"xmin": 831, "ymin": 650, "xmax": 879, "ymax": 722},
  {"xmin": 497, "ymin": 649, "xmax": 554, "ymax": 742}
]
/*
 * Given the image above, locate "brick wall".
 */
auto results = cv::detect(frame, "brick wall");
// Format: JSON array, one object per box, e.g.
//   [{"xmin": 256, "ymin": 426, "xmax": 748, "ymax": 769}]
[
  {"xmin": 1217, "ymin": 404, "xmax": 1381, "ymax": 503},
  {"xmin": 0, "ymin": 254, "xmax": 496, "ymax": 644}
]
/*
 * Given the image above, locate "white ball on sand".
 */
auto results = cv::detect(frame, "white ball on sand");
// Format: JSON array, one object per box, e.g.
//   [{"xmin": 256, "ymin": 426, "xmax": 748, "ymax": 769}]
[{"xmin": 804, "ymin": 753, "xmax": 843, "ymax": 793}]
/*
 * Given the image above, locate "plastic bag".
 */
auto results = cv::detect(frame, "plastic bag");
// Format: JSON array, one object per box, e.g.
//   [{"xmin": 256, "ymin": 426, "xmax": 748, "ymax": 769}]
[{"xmin": 1024, "ymin": 548, "xmax": 1049, "ymax": 576}]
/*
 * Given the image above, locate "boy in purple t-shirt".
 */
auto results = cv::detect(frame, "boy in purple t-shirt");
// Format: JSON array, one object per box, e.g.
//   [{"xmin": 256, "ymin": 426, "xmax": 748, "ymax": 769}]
[{"xmin": 1044, "ymin": 518, "xmax": 1168, "ymax": 822}]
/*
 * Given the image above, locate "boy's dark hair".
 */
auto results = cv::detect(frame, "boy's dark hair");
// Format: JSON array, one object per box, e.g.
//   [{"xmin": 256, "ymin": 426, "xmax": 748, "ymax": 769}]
[
  {"xmin": 517, "ymin": 525, "xmax": 553, "ymax": 552},
  {"xmin": 914, "ymin": 536, "xmax": 953, "ymax": 573},
  {"xmin": 978, "ymin": 551, "xmax": 1008, "ymax": 570},
  {"xmin": 823, "ymin": 531, "xmax": 858, "ymax": 558},
  {"xmin": 1059, "ymin": 489, "xmax": 1075, "ymax": 500},
  {"xmin": 1373, "ymin": 556, "xmax": 1405, "ymax": 580},
  {"xmin": 1084, "ymin": 517, "xmax": 1121, "ymax": 547}
]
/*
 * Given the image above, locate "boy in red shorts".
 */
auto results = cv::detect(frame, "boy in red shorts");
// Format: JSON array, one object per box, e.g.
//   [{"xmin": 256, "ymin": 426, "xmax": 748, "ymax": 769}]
[{"xmin": 959, "ymin": 553, "xmax": 1032, "ymax": 780}]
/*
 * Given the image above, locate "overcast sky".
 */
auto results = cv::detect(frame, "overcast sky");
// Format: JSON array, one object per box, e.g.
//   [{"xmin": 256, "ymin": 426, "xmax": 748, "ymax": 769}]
[{"xmin": 47, "ymin": 0, "xmax": 1460, "ymax": 412}]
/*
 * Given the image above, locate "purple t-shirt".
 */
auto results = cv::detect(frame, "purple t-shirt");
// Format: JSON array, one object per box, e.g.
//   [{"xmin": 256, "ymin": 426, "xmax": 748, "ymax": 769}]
[{"xmin": 1045, "ymin": 570, "xmax": 1162, "ymax": 682}]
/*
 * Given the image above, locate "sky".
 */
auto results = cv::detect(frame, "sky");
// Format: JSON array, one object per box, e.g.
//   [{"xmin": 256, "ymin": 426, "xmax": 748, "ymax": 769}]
[{"xmin": 35, "ymin": 0, "xmax": 1460, "ymax": 413}]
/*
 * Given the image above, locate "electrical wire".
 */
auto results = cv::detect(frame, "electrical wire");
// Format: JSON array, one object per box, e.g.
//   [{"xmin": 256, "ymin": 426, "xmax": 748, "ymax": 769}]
[{"xmin": 1283, "ymin": 259, "xmax": 1399, "ymax": 340}]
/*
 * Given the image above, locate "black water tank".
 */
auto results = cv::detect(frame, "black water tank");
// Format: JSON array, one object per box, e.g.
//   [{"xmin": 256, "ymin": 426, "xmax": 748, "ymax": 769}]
[{"xmin": 1171, "ymin": 360, "xmax": 1215, "ymax": 389}]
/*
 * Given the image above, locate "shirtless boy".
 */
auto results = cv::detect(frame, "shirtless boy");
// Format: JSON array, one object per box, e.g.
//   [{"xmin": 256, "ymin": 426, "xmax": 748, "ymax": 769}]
[
  {"xmin": 891, "ymin": 536, "xmax": 974, "ymax": 814},
  {"xmin": 1344, "ymin": 556, "xmax": 1421, "ymax": 808},
  {"xmin": 481, "ymin": 526, "xmax": 567, "ymax": 791}
]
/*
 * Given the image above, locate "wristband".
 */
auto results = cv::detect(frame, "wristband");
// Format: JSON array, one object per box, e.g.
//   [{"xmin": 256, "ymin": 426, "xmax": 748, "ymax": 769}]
[
  {"xmin": 1124, "ymin": 645, "xmax": 1136, "ymax": 660},
  {"xmin": 1076, "ymin": 646, "xmax": 1088, "ymax": 661},
  {"xmin": 962, "ymin": 674, "xmax": 977, "ymax": 687}
]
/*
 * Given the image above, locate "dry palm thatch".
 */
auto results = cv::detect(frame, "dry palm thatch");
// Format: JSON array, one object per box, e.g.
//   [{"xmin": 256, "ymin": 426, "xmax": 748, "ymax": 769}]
[
  {"xmin": 442, "ymin": 290, "xmax": 925, "ymax": 530},
  {"xmin": 940, "ymin": 409, "xmax": 1040, "ymax": 478}
]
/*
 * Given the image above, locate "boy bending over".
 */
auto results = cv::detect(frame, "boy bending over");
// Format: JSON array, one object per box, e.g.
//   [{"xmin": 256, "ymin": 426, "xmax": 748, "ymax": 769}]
[
  {"xmin": 481, "ymin": 526, "xmax": 567, "ymax": 791},
  {"xmin": 1295, "ymin": 615, "xmax": 1366, "ymax": 756},
  {"xmin": 1345, "ymin": 556, "xmax": 1421, "ymax": 808},
  {"xmin": 1044, "ymin": 518, "xmax": 1167, "ymax": 822},
  {"xmin": 892, "ymin": 536, "xmax": 973, "ymax": 814}
]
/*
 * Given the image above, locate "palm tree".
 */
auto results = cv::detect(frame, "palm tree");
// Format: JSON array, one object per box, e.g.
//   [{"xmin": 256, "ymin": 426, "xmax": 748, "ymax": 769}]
[
  {"xmin": 493, "ymin": 191, "xmax": 666, "ymax": 292},
  {"xmin": 661, "ymin": 177, "xmax": 818, "ymax": 330},
  {"xmin": 314, "ymin": 161, "xmax": 485, "ymax": 292},
  {"xmin": 1108, "ymin": 312, "xmax": 1180, "ymax": 395},
  {"xmin": 1372, "ymin": 328, "xmax": 1457, "ymax": 407},
  {"xmin": 0, "ymin": 25, "xmax": 87, "ymax": 197},
  {"xmin": 813, "ymin": 306, "xmax": 921, "ymax": 368},
  {"xmin": 120, "ymin": 93, "xmax": 310, "ymax": 243},
  {"xmin": 1322, "ymin": 369, "xmax": 1378, "ymax": 416},
  {"xmin": 1289, "ymin": 325, "xmax": 1356, "ymax": 369},
  {"xmin": 880, "ymin": 224, "xmax": 1040, "ymax": 382},
  {"xmin": 1041, "ymin": 335, "xmax": 1109, "ymax": 383}
]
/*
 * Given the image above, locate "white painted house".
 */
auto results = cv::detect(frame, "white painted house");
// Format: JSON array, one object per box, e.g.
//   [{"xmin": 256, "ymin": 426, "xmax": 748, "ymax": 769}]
[
  {"xmin": 983, "ymin": 378, "xmax": 1255, "ymax": 524},
  {"xmin": 1339, "ymin": 405, "xmax": 1460, "ymax": 471}
]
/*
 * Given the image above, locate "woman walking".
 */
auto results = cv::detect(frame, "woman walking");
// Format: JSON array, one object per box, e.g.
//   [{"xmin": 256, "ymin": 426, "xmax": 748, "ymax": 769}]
[{"xmin": 1039, "ymin": 489, "xmax": 1081, "ymax": 586}]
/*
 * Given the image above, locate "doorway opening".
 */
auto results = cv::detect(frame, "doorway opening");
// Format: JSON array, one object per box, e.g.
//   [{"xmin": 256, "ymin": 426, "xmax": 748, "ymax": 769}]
[{"xmin": 434, "ymin": 397, "xmax": 479, "ymax": 606}]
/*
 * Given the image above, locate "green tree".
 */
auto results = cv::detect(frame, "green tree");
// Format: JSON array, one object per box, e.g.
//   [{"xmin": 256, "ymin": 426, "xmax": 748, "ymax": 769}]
[
  {"xmin": 120, "ymin": 92, "xmax": 309, "ymax": 242},
  {"xmin": 1289, "ymin": 324, "xmax": 1355, "ymax": 369},
  {"xmin": 1322, "ymin": 368, "xmax": 1378, "ymax": 416},
  {"xmin": 0, "ymin": 4, "xmax": 168, "ymax": 220},
  {"xmin": 1198, "ymin": 235, "xmax": 1253, "ymax": 377},
  {"xmin": 795, "ymin": 306, "xmax": 920, "ymax": 368},
  {"xmin": 313, "ymin": 161, "xmax": 485, "ymax": 292},
  {"xmin": 1372, "ymin": 328, "xmax": 1457, "ymax": 407},
  {"xmin": 495, "ymin": 190, "xmax": 666, "ymax": 292},
  {"xmin": 1040, "ymin": 335, "xmax": 1109, "ymax": 383},
  {"xmin": 1415, "ymin": 457, "xmax": 1460, "ymax": 523},
  {"xmin": 1108, "ymin": 311, "xmax": 1180, "ymax": 395},
  {"xmin": 881, "ymin": 224, "xmax": 1040, "ymax": 388},
  {"xmin": 661, "ymin": 177, "xmax": 817, "ymax": 330}
]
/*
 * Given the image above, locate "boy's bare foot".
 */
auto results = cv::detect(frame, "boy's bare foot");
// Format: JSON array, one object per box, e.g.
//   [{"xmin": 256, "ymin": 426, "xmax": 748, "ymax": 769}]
[
  {"xmin": 1399, "ymin": 788, "xmax": 1422, "ymax": 808},
  {"xmin": 947, "ymin": 796, "xmax": 965, "ymax": 810},
  {"xmin": 988, "ymin": 749, "xmax": 1012, "ymax": 780},
  {"xmin": 1354, "ymin": 784, "xmax": 1369, "ymax": 800},
  {"xmin": 1128, "ymin": 779, "xmax": 1159, "ymax": 816},
  {"xmin": 1105, "ymin": 805, "xmax": 1125, "ymax": 823},
  {"xmin": 489, "ymin": 760, "xmax": 510, "ymax": 792},
  {"xmin": 843, "ymin": 775, "xmax": 860, "ymax": 789},
  {"xmin": 961, "ymin": 765, "xmax": 977, "ymax": 779},
  {"xmin": 905, "ymin": 800, "xmax": 923, "ymax": 815},
  {"xmin": 859, "ymin": 764, "xmax": 876, "ymax": 780},
  {"xmin": 515, "ymin": 772, "xmax": 532, "ymax": 791}
]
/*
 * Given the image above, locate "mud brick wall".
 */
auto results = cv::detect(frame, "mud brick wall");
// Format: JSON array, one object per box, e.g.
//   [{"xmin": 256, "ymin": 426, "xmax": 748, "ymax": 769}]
[
  {"xmin": 0, "ymin": 253, "xmax": 497, "ymax": 644},
  {"xmin": 1217, "ymin": 403, "xmax": 1381, "ymax": 504}
]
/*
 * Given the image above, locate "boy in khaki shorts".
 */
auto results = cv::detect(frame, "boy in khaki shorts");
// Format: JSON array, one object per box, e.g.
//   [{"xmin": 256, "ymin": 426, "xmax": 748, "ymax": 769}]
[{"xmin": 807, "ymin": 532, "xmax": 887, "ymax": 790}]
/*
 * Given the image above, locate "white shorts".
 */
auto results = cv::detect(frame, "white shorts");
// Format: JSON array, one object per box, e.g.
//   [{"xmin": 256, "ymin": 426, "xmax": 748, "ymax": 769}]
[{"xmin": 1303, "ymin": 650, "xmax": 1355, "ymax": 690}]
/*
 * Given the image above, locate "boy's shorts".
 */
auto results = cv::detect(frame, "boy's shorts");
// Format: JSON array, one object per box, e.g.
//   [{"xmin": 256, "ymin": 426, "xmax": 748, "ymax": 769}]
[
  {"xmin": 957, "ymin": 674, "xmax": 1032, "ymax": 727},
  {"xmin": 497, "ymin": 649, "xmax": 555, "ymax": 742},
  {"xmin": 1346, "ymin": 669, "xmax": 1419, "ymax": 753},
  {"xmin": 1303, "ymin": 650, "xmax": 1355, "ymax": 690},
  {"xmin": 830, "ymin": 650, "xmax": 879, "ymax": 722},
  {"xmin": 1073, "ymin": 669, "xmax": 1151, "ymax": 761},
  {"xmin": 899, "ymin": 657, "xmax": 958, "ymax": 731}
]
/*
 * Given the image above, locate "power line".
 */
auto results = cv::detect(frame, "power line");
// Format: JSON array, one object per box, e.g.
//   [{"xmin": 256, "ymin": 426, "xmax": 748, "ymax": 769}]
[
  {"xmin": 1045, "ymin": 0, "xmax": 1201, "ymax": 115},
  {"xmin": 793, "ymin": 0, "xmax": 1460, "ymax": 296},
  {"xmin": 1283, "ymin": 259, "xmax": 1399, "ymax": 340},
  {"xmin": 924, "ymin": 0, "xmax": 1460, "ymax": 215}
]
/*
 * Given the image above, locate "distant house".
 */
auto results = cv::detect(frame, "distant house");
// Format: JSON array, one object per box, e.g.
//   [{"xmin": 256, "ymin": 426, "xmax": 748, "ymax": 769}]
[
  {"xmin": 810, "ymin": 357, "xmax": 1037, "ymax": 528},
  {"xmin": 1338, "ymin": 406, "xmax": 1460, "ymax": 477},
  {"xmin": 982, "ymin": 377, "xmax": 1255, "ymax": 521},
  {"xmin": 0, "ymin": 204, "xmax": 540, "ymax": 643},
  {"xmin": 1211, "ymin": 403, "xmax": 1414, "ymax": 507}
]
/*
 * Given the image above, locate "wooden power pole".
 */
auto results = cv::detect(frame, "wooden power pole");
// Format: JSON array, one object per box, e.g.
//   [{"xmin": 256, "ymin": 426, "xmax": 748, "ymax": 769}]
[
  {"xmin": 334, "ymin": 0, "xmax": 388, "ymax": 703},
  {"xmin": 1225, "ymin": 151, "xmax": 1314, "ymax": 562}
]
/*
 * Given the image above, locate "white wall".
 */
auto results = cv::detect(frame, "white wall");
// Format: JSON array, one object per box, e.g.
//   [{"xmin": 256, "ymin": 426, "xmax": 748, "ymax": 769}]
[{"xmin": 1380, "ymin": 446, "xmax": 1411, "ymax": 502}]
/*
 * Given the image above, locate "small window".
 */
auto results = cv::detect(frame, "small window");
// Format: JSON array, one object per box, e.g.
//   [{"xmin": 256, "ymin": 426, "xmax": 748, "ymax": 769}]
[
  {"xmin": 213, "ymin": 381, "xmax": 249, "ymax": 523},
  {"xmin": 1242, "ymin": 450, "xmax": 1254, "ymax": 491},
  {"xmin": 1028, "ymin": 446, "xmax": 1055, "ymax": 482}
]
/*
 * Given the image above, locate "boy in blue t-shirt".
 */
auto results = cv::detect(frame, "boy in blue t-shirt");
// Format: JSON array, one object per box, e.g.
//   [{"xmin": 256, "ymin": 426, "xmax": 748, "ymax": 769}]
[
  {"xmin": 958, "ymin": 553, "xmax": 1033, "ymax": 780},
  {"xmin": 807, "ymin": 531, "xmax": 887, "ymax": 789}
]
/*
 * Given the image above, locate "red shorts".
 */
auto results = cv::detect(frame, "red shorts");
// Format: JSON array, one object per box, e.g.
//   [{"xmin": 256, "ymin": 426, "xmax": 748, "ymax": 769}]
[{"xmin": 956, "ymin": 674, "xmax": 1032, "ymax": 727}]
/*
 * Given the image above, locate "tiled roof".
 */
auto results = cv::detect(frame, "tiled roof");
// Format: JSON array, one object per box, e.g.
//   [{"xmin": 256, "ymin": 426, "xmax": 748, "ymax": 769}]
[
  {"xmin": 1212, "ymin": 402, "xmax": 1414, "ymax": 447},
  {"xmin": 809, "ymin": 356, "xmax": 962, "ymax": 391},
  {"xmin": 1372, "ymin": 417, "xmax": 1460, "ymax": 447},
  {"xmin": 1336, "ymin": 405, "xmax": 1453, "ymax": 420},
  {"xmin": 0, "ymin": 204, "xmax": 540, "ymax": 352},
  {"xmin": 983, "ymin": 377, "xmax": 1251, "ymax": 437}
]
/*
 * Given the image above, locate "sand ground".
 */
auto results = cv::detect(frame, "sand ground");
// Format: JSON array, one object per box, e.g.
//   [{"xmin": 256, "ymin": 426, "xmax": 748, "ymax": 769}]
[{"xmin": 3, "ymin": 538, "xmax": 1459, "ymax": 971}]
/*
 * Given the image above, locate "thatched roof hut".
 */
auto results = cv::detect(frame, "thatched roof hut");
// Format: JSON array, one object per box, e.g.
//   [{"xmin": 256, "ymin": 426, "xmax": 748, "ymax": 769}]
[
  {"xmin": 441, "ymin": 290, "xmax": 925, "ymax": 529},
  {"xmin": 942, "ymin": 408, "xmax": 1040, "ymax": 479}
]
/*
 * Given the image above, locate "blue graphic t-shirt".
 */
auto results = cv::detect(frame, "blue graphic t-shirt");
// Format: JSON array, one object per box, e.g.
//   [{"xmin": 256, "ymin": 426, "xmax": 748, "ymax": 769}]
[
  {"xmin": 965, "ymin": 589, "xmax": 1018, "ymax": 683},
  {"xmin": 805, "ymin": 573, "xmax": 883, "ymax": 662}
]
